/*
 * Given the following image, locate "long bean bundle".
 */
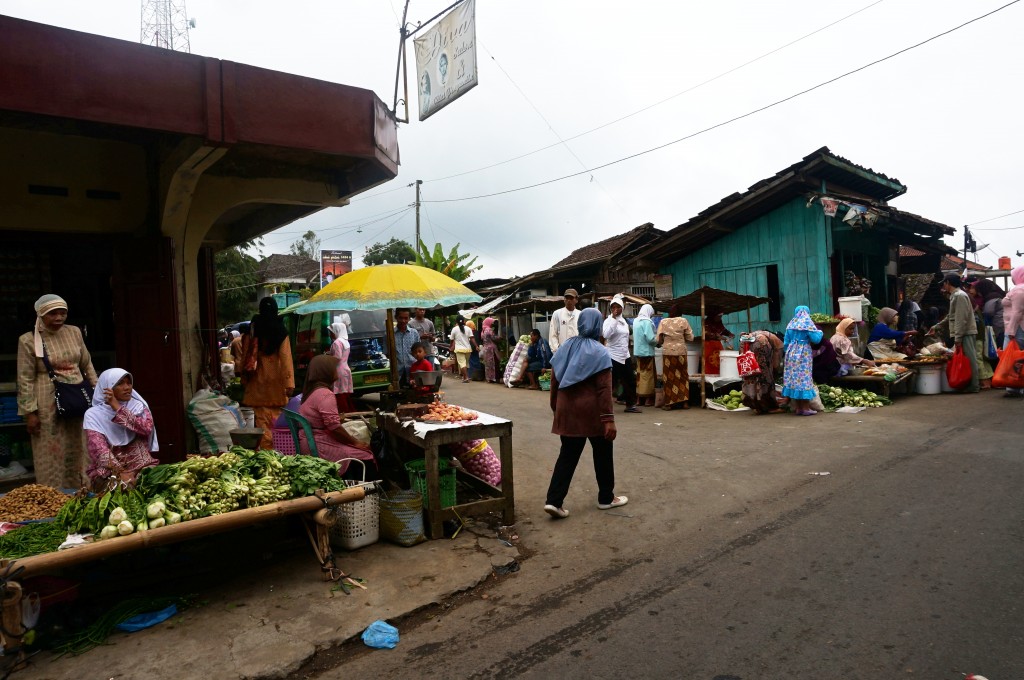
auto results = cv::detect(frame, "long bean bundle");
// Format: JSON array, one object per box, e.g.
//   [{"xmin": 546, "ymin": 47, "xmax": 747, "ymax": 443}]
[
  {"xmin": 55, "ymin": 595, "xmax": 193, "ymax": 656},
  {"xmin": 0, "ymin": 522, "xmax": 67, "ymax": 559}
]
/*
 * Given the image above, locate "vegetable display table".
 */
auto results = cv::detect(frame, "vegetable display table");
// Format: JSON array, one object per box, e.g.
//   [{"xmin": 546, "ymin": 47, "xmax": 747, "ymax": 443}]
[
  {"xmin": 827, "ymin": 369, "xmax": 915, "ymax": 398},
  {"xmin": 380, "ymin": 412, "xmax": 514, "ymax": 539}
]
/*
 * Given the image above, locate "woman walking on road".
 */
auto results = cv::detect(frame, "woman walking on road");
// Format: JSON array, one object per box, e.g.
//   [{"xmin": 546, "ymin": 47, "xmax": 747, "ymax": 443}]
[
  {"xmin": 657, "ymin": 303, "xmax": 695, "ymax": 410},
  {"xmin": 543, "ymin": 307, "xmax": 627, "ymax": 519},
  {"xmin": 781, "ymin": 306, "xmax": 822, "ymax": 416},
  {"xmin": 633, "ymin": 304, "xmax": 657, "ymax": 407},
  {"xmin": 480, "ymin": 317, "xmax": 501, "ymax": 383}
]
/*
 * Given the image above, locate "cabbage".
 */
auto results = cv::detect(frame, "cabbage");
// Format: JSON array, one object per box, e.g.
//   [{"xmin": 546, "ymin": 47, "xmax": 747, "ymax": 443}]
[
  {"xmin": 117, "ymin": 520, "xmax": 134, "ymax": 536},
  {"xmin": 99, "ymin": 525, "xmax": 119, "ymax": 540},
  {"xmin": 109, "ymin": 507, "xmax": 128, "ymax": 524}
]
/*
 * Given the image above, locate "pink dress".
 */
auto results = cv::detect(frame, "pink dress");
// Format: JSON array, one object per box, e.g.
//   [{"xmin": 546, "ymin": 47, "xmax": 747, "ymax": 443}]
[
  {"xmin": 329, "ymin": 338, "xmax": 354, "ymax": 394},
  {"xmin": 85, "ymin": 406, "xmax": 159, "ymax": 485},
  {"xmin": 297, "ymin": 388, "xmax": 374, "ymax": 475}
]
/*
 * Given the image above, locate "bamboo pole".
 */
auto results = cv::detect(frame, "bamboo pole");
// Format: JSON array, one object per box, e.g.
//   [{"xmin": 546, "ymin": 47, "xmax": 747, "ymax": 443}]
[
  {"xmin": 9, "ymin": 487, "xmax": 373, "ymax": 578},
  {"xmin": 386, "ymin": 308, "xmax": 399, "ymax": 392},
  {"xmin": 700, "ymin": 291, "xmax": 706, "ymax": 407}
]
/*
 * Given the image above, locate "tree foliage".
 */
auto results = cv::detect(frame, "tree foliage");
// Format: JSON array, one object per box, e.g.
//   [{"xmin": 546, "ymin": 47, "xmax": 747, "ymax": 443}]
[
  {"xmin": 289, "ymin": 230, "xmax": 322, "ymax": 261},
  {"xmin": 416, "ymin": 240, "xmax": 482, "ymax": 282},
  {"xmin": 214, "ymin": 241, "xmax": 261, "ymax": 326},
  {"xmin": 363, "ymin": 238, "xmax": 416, "ymax": 266}
]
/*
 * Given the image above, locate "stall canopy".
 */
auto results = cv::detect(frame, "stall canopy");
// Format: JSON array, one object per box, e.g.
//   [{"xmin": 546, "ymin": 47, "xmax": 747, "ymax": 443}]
[{"xmin": 655, "ymin": 286, "xmax": 770, "ymax": 407}]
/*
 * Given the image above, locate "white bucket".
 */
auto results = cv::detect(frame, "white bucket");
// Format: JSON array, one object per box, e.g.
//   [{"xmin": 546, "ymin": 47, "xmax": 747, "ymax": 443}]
[
  {"xmin": 239, "ymin": 406, "xmax": 256, "ymax": 428},
  {"xmin": 940, "ymin": 368, "xmax": 957, "ymax": 393},
  {"xmin": 686, "ymin": 348, "xmax": 701, "ymax": 373},
  {"xmin": 838, "ymin": 295, "xmax": 868, "ymax": 322},
  {"xmin": 719, "ymin": 350, "xmax": 740, "ymax": 379},
  {"xmin": 654, "ymin": 347, "xmax": 664, "ymax": 377},
  {"xmin": 915, "ymin": 365, "xmax": 942, "ymax": 394}
]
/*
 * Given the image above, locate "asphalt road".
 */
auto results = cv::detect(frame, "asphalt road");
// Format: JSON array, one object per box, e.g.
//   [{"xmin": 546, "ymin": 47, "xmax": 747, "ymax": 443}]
[{"xmin": 314, "ymin": 382, "xmax": 1023, "ymax": 679}]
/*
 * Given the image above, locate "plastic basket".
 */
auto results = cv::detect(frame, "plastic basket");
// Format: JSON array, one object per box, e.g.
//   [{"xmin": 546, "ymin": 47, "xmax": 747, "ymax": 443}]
[
  {"xmin": 405, "ymin": 458, "xmax": 456, "ymax": 509},
  {"xmin": 329, "ymin": 459, "xmax": 380, "ymax": 550},
  {"xmin": 271, "ymin": 428, "xmax": 296, "ymax": 456}
]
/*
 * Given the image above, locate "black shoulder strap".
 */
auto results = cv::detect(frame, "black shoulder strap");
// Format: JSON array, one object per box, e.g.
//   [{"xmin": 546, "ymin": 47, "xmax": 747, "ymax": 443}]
[{"xmin": 39, "ymin": 339, "xmax": 58, "ymax": 382}]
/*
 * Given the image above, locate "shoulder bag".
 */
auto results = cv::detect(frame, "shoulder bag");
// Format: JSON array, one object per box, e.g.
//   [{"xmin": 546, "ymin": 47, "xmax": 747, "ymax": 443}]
[{"xmin": 41, "ymin": 341, "xmax": 93, "ymax": 418}]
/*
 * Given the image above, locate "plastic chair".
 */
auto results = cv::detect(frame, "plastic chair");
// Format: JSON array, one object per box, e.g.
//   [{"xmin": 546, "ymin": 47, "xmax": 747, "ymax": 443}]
[{"xmin": 280, "ymin": 409, "xmax": 320, "ymax": 458}]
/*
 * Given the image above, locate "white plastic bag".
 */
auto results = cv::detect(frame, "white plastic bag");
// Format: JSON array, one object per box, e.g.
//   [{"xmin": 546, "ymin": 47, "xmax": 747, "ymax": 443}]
[{"xmin": 186, "ymin": 389, "xmax": 244, "ymax": 453}]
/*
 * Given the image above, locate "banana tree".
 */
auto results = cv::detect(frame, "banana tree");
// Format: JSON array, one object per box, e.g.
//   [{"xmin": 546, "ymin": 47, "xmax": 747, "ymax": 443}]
[{"xmin": 416, "ymin": 240, "xmax": 482, "ymax": 282}]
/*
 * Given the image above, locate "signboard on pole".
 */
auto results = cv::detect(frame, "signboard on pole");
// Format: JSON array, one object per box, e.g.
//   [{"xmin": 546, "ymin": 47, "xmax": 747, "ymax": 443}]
[
  {"xmin": 320, "ymin": 250, "xmax": 352, "ymax": 288},
  {"xmin": 414, "ymin": 0, "xmax": 478, "ymax": 121}
]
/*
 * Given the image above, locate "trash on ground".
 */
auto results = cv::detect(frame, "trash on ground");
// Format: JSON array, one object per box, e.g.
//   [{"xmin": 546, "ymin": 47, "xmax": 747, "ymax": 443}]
[
  {"xmin": 835, "ymin": 406, "xmax": 866, "ymax": 413},
  {"xmin": 362, "ymin": 620, "xmax": 400, "ymax": 649},
  {"xmin": 807, "ymin": 471, "xmax": 831, "ymax": 476},
  {"xmin": 493, "ymin": 559, "xmax": 520, "ymax": 575}
]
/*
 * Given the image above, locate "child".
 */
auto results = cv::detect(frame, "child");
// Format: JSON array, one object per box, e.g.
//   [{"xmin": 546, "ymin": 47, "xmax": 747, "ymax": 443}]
[{"xmin": 409, "ymin": 342, "xmax": 434, "ymax": 394}]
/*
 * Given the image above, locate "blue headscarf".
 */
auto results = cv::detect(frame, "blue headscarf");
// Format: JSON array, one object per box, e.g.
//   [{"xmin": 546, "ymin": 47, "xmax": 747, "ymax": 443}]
[
  {"xmin": 786, "ymin": 305, "xmax": 818, "ymax": 332},
  {"xmin": 550, "ymin": 307, "xmax": 612, "ymax": 388}
]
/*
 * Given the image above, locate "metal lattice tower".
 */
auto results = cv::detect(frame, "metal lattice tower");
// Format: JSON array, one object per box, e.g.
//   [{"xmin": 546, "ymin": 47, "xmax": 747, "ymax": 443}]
[{"xmin": 140, "ymin": 0, "xmax": 192, "ymax": 52}]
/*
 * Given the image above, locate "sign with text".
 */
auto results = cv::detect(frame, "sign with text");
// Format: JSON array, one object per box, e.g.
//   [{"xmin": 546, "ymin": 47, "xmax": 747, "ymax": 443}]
[
  {"xmin": 320, "ymin": 250, "xmax": 352, "ymax": 288},
  {"xmin": 414, "ymin": 0, "xmax": 478, "ymax": 121}
]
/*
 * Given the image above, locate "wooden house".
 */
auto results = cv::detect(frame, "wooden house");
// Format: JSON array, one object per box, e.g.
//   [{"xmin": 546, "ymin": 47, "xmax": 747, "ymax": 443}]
[{"xmin": 624, "ymin": 147, "xmax": 956, "ymax": 333}]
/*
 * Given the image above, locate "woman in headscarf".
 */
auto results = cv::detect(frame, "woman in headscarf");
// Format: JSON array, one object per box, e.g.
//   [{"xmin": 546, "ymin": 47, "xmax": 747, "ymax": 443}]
[
  {"xmin": 632, "ymin": 304, "xmax": 657, "ymax": 407},
  {"xmin": 297, "ymin": 355, "xmax": 375, "ymax": 478},
  {"xmin": 830, "ymin": 318, "xmax": 875, "ymax": 373},
  {"xmin": 1001, "ymin": 265, "xmax": 1024, "ymax": 397},
  {"xmin": 974, "ymin": 278, "xmax": 1005, "ymax": 348},
  {"xmin": 328, "ymin": 321, "xmax": 355, "ymax": 412},
  {"xmin": 867, "ymin": 307, "xmax": 917, "ymax": 360},
  {"xmin": 83, "ymin": 369, "xmax": 159, "ymax": 490},
  {"xmin": 602, "ymin": 295, "xmax": 640, "ymax": 413},
  {"xmin": 230, "ymin": 323, "xmax": 248, "ymax": 364},
  {"xmin": 740, "ymin": 331, "xmax": 785, "ymax": 414},
  {"xmin": 782, "ymin": 306, "xmax": 823, "ymax": 416},
  {"xmin": 657, "ymin": 303, "xmax": 695, "ymax": 411},
  {"xmin": 16, "ymin": 294, "xmax": 98, "ymax": 488},
  {"xmin": 449, "ymin": 317, "xmax": 476, "ymax": 383},
  {"xmin": 239, "ymin": 297, "xmax": 294, "ymax": 450},
  {"xmin": 543, "ymin": 308, "xmax": 626, "ymax": 519},
  {"xmin": 811, "ymin": 338, "xmax": 842, "ymax": 384},
  {"xmin": 702, "ymin": 310, "xmax": 734, "ymax": 375},
  {"xmin": 480, "ymin": 317, "xmax": 501, "ymax": 383}
]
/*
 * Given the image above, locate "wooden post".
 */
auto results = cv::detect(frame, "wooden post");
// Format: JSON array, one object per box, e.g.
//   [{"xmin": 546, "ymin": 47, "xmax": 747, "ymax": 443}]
[
  {"xmin": 700, "ymin": 291, "xmax": 706, "ymax": 407},
  {"xmin": 386, "ymin": 308, "xmax": 399, "ymax": 392}
]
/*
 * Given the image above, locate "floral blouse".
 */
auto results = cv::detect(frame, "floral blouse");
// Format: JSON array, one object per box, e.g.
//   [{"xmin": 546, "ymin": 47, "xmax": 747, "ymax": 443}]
[{"xmin": 85, "ymin": 405, "xmax": 158, "ymax": 484}]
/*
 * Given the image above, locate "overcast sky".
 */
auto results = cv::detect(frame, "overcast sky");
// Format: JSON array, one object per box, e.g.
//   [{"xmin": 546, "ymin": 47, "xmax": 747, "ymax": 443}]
[{"xmin": 5, "ymin": 0, "xmax": 1022, "ymax": 279}]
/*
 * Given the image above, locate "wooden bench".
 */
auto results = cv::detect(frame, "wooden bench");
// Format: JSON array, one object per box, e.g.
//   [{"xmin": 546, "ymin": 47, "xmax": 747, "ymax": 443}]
[{"xmin": 827, "ymin": 369, "xmax": 915, "ymax": 398}]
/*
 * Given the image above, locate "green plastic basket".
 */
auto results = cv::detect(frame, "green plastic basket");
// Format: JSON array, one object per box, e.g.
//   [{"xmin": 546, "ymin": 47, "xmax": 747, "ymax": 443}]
[{"xmin": 405, "ymin": 458, "xmax": 457, "ymax": 510}]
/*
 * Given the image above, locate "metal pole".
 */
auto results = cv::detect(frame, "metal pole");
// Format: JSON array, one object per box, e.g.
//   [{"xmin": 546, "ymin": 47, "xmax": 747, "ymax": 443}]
[
  {"xmin": 746, "ymin": 302, "xmax": 752, "ymax": 333},
  {"xmin": 391, "ymin": 0, "xmax": 411, "ymax": 120},
  {"xmin": 414, "ymin": 179, "xmax": 423, "ymax": 259}
]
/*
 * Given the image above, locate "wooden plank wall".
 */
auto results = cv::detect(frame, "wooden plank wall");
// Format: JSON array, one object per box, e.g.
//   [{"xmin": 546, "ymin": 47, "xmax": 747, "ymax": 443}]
[{"xmin": 660, "ymin": 197, "xmax": 833, "ymax": 334}]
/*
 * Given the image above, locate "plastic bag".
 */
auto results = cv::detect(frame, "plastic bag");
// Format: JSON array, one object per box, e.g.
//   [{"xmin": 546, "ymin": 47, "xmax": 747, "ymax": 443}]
[
  {"xmin": 116, "ymin": 604, "xmax": 178, "ymax": 632},
  {"xmin": 448, "ymin": 439, "xmax": 501, "ymax": 487},
  {"xmin": 378, "ymin": 490, "xmax": 426, "ymax": 546},
  {"xmin": 992, "ymin": 339, "xmax": 1024, "ymax": 389},
  {"xmin": 945, "ymin": 345, "xmax": 972, "ymax": 390},
  {"xmin": 362, "ymin": 620, "xmax": 399, "ymax": 649},
  {"xmin": 985, "ymin": 327, "xmax": 1000, "ymax": 361},
  {"xmin": 186, "ymin": 389, "xmax": 244, "ymax": 454},
  {"xmin": 807, "ymin": 386, "xmax": 825, "ymax": 412},
  {"xmin": 737, "ymin": 350, "xmax": 761, "ymax": 377}
]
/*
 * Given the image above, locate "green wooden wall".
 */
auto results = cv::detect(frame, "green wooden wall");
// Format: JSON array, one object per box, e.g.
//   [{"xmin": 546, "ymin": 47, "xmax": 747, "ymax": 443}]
[{"xmin": 660, "ymin": 197, "xmax": 833, "ymax": 334}]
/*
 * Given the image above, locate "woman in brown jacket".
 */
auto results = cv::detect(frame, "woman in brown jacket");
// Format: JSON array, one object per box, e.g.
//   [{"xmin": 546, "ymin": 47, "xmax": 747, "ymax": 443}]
[
  {"xmin": 238, "ymin": 297, "xmax": 294, "ymax": 450},
  {"xmin": 543, "ymin": 307, "xmax": 628, "ymax": 519}
]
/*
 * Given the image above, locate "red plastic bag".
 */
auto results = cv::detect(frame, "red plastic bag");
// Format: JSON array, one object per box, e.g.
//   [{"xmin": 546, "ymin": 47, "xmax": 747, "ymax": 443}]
[
  {"xmin": 992, "ymin": 339, "xmax": 1024, "ymax": 389},
  {"xmin": 945, "ymin": 345, "xmax": 972, "ymax": 390},
  {"xmin": 737, "ymin": 350, "xmax": 761, "ymax": 377}
]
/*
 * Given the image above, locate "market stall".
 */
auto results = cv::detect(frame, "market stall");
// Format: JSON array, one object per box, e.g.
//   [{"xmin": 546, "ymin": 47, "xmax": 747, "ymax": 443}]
[{"xmin": 654, "ymin": 286, "xmax": 769, "ymax": 407}]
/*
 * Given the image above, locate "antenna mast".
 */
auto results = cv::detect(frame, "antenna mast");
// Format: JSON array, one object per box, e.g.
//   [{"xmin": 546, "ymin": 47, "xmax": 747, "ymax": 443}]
[{"xmin": 141, "ymin": 0, "xmax": 193, "ymax": 52}]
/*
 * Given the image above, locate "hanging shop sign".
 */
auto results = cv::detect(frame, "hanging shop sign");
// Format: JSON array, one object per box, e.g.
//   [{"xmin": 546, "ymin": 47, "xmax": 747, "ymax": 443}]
[
  {"xmin": 320, "ymin": 250, "xmax": 352, "ymax": 288},
  {"xmin": 414, "ymin": 0, "xmax": 478, "ymax": 121}
]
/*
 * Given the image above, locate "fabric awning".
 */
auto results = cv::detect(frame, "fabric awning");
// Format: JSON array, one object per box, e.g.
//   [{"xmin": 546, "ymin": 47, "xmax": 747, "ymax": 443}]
[{"xmin": 653, "ymin": 286, "xmax": 769, "ymax": 316}]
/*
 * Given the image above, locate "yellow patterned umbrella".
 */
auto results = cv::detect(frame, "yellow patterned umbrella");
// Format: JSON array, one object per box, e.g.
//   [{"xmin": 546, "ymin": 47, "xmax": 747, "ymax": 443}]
[{"xmin": 303, "ymin": 264, "xmax": 481, "ymax": 391}]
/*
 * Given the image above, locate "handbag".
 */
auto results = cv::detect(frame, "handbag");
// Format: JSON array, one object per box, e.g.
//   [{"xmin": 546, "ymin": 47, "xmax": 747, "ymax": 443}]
[
  {"xmin": 945, "ymin": 344, "xmax": 972, "ymax": 390},
  {"xmin": 40, "ymin": 342, "xmax": 92, "ymax": 418},
  {"xmin": 992, "ymin": 339, "xmax": 1024, "ymax": 389}
]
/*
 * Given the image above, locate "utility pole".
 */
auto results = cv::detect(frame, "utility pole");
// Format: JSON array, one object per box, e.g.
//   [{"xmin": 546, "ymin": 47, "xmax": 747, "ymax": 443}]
[{"xmin": 414, "ymin": 179, "xmax": 423, "ymax": 261}]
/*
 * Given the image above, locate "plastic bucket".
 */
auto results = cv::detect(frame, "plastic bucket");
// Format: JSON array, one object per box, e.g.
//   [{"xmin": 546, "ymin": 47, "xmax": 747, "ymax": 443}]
[
  {"xmin": 915, "ymin": 365, "xmax": 942, "ymax": 394},
  {"xmin": 940, "ymin": 368, "xmax": 956, "ymax": 392},
  {"xmin": 654, "ymin": 347, "xmax": 664, "ymax": 377},
  {"xmin": 719, "ymin": 350, "xmax": 740, "ymax": 379},
  {"xmin": 838, "ymin": 296, "xmax": 868, "ymax": 321},
  {"xmin": 686, "ymin": 348, "xmax": 701, "ymax": 373},
  {"xmin": 239, "ymin": 406, "xmax": 255, "ymax": 428}
]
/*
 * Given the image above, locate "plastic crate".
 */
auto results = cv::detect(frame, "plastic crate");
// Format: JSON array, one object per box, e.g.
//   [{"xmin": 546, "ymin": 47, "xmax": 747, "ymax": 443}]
[
  {"xmin": 271, "ymin": 428, "xmax": 296, "ymax": 456},
  {"xmin": 405, "ymin": 458, "xmax": 456, "ymax": 509}
]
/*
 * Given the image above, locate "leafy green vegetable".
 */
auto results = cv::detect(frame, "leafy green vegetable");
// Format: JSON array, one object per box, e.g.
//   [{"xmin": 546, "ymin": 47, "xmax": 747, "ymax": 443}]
[{"xmin": 0, "ymin": 522, "xmax": 67, "ymax": 559}]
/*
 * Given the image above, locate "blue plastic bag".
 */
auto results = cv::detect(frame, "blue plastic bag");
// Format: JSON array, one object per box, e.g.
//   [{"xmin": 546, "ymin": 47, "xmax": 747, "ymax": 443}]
[
  {"xmin": 361, "ymin": 620, "xmax": 399, "ymax": 649},
  {"xmin": 115, "ymin": 604, "xmax": 178, "ymax": 632}
]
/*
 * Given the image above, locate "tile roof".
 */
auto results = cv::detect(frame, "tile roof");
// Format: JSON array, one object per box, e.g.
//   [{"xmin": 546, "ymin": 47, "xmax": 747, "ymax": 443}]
[
  {"xmin": 550, "ymin": 223, "xmax": 663, "ymax": 268},
  {"xmin": 899, "ymin": 246, "xmax": 990, "ymax": 271},
  {"xmin": 257, "ymin": 254, "xmax": 319, "ymax": 283}
]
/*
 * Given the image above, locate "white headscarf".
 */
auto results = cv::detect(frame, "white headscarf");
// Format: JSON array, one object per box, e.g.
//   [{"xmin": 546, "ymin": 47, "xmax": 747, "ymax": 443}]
[
  {"xmin": 230, "ymin": 330, "xmax": 241, "ymax": 339},
  {"xmin": 83, "ymin": 369, "xmax": 159, "ymax": 450},
  {"xmin": 330, "ymin": 322, "xmax": 349, "ymax": 342},
  {"xmin": 636, "ymin": 304, "xmax": 654, "ymax": 322}
]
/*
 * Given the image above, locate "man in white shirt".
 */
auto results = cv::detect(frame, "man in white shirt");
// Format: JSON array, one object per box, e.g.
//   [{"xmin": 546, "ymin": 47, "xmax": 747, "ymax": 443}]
[
  {"xmin": 549, "ymin": 288, "xmax": 581, "ymax": 352},
  {"xmin": 603, "ymin": 294, "xmax": 640, "ymax": 413}
]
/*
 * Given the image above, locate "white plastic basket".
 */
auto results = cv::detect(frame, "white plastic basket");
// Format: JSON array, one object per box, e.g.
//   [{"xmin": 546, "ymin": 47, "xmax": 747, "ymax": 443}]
[{"xmin": 329, "ymin": 458, "xmax": 380, "ymax": 550}]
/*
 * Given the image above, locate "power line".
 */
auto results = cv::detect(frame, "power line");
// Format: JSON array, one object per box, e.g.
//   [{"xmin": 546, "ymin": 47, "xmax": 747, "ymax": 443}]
[
  {"xmin": 426, "ymin": 0, "xmax": 887, "ymax": 184},
  {"xmin": 421, "ymin": 0, "xmax": 1020, "ymax": 204},
  {"xmin": 972, "ymin": 223, "xmax": 1024, "ymax": 232}
]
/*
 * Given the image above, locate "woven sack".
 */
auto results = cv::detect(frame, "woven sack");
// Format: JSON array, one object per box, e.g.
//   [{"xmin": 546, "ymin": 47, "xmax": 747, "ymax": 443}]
[{"xmin": 378, "ymin": 489, "xmax": 426, "ymax": 547}]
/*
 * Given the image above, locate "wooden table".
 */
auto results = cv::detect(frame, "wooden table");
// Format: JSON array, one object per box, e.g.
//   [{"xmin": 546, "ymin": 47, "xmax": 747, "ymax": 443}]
[
  {"xmin": 380, "ymin": 412, "xmax": 514, "ymax": 539},
  {"xmin": 828, "ymin": 369, "xmax": 916, "ymax": 398}
]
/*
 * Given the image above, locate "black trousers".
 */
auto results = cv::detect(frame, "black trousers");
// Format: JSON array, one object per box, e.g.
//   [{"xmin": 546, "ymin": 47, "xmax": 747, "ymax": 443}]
[
  {"xmin": 611, "ymin": 357, "xmax": 637, "ymax": 407},
  {"xmin": 545, "ymin": 435, "xmax": 615, "ymax": 507}
]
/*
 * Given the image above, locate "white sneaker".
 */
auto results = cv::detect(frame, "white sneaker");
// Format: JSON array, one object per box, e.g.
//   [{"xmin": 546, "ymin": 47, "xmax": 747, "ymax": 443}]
[
  {"xmin": 543, "ymin": 504, "xmax": 569, "ymax": 519},
  {"xmin": 597, "ymin": 496, "xmax": 628, "ymax": 510}
]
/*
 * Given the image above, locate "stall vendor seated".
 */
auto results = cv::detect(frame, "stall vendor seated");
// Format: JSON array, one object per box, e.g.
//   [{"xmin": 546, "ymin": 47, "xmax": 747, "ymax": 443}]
[
  {"xmin": 830, "ymin": 318, "xmax": 876, "ymax": 372},
  {"xmin": 83, "ymin": 369, "xmax": 159, "ymax": 490},
  {"xmin": 298, "ymin": 355, "xmax": 377, "ymax": 479},
  {"xmin": 867, "ymin": 307, "xmax": 917, "ymax": 360}
]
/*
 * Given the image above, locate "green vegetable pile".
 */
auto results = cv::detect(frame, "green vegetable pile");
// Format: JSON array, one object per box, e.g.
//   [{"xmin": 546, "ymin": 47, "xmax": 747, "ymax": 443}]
[
  {"xmin": 810, "ymin": 313, "xmax": 839, "ymax": 324},
  {"xmin": 0, "ymin": 521, "xmax": 67, "ymax": 559},
  {"xmin": 819, "ymin": 386, "xmax": 891, "ymax": 410},
  {"xmin": 712, "ymin": 389, "xmax": 745, "ymax": 410}
]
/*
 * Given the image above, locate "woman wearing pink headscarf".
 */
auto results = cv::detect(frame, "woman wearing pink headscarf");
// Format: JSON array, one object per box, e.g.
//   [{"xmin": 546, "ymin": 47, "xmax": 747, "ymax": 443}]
[
  {"xmin": 1002, "ymin": 265, "xmax": 1024, "ymax": 397},
  {"xmin": 480, "ymin": 317, "xmax": 501, "ymax": 383}
]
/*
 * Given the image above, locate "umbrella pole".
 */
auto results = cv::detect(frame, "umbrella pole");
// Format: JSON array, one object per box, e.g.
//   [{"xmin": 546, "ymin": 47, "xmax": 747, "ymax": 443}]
[
  {"xmin": 386, "ymin": 308, "xmax": 399, "ymax": 392},
  {"xmin": 700, "ymin": 291, "xmax": 706, "ymax": 408}
]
